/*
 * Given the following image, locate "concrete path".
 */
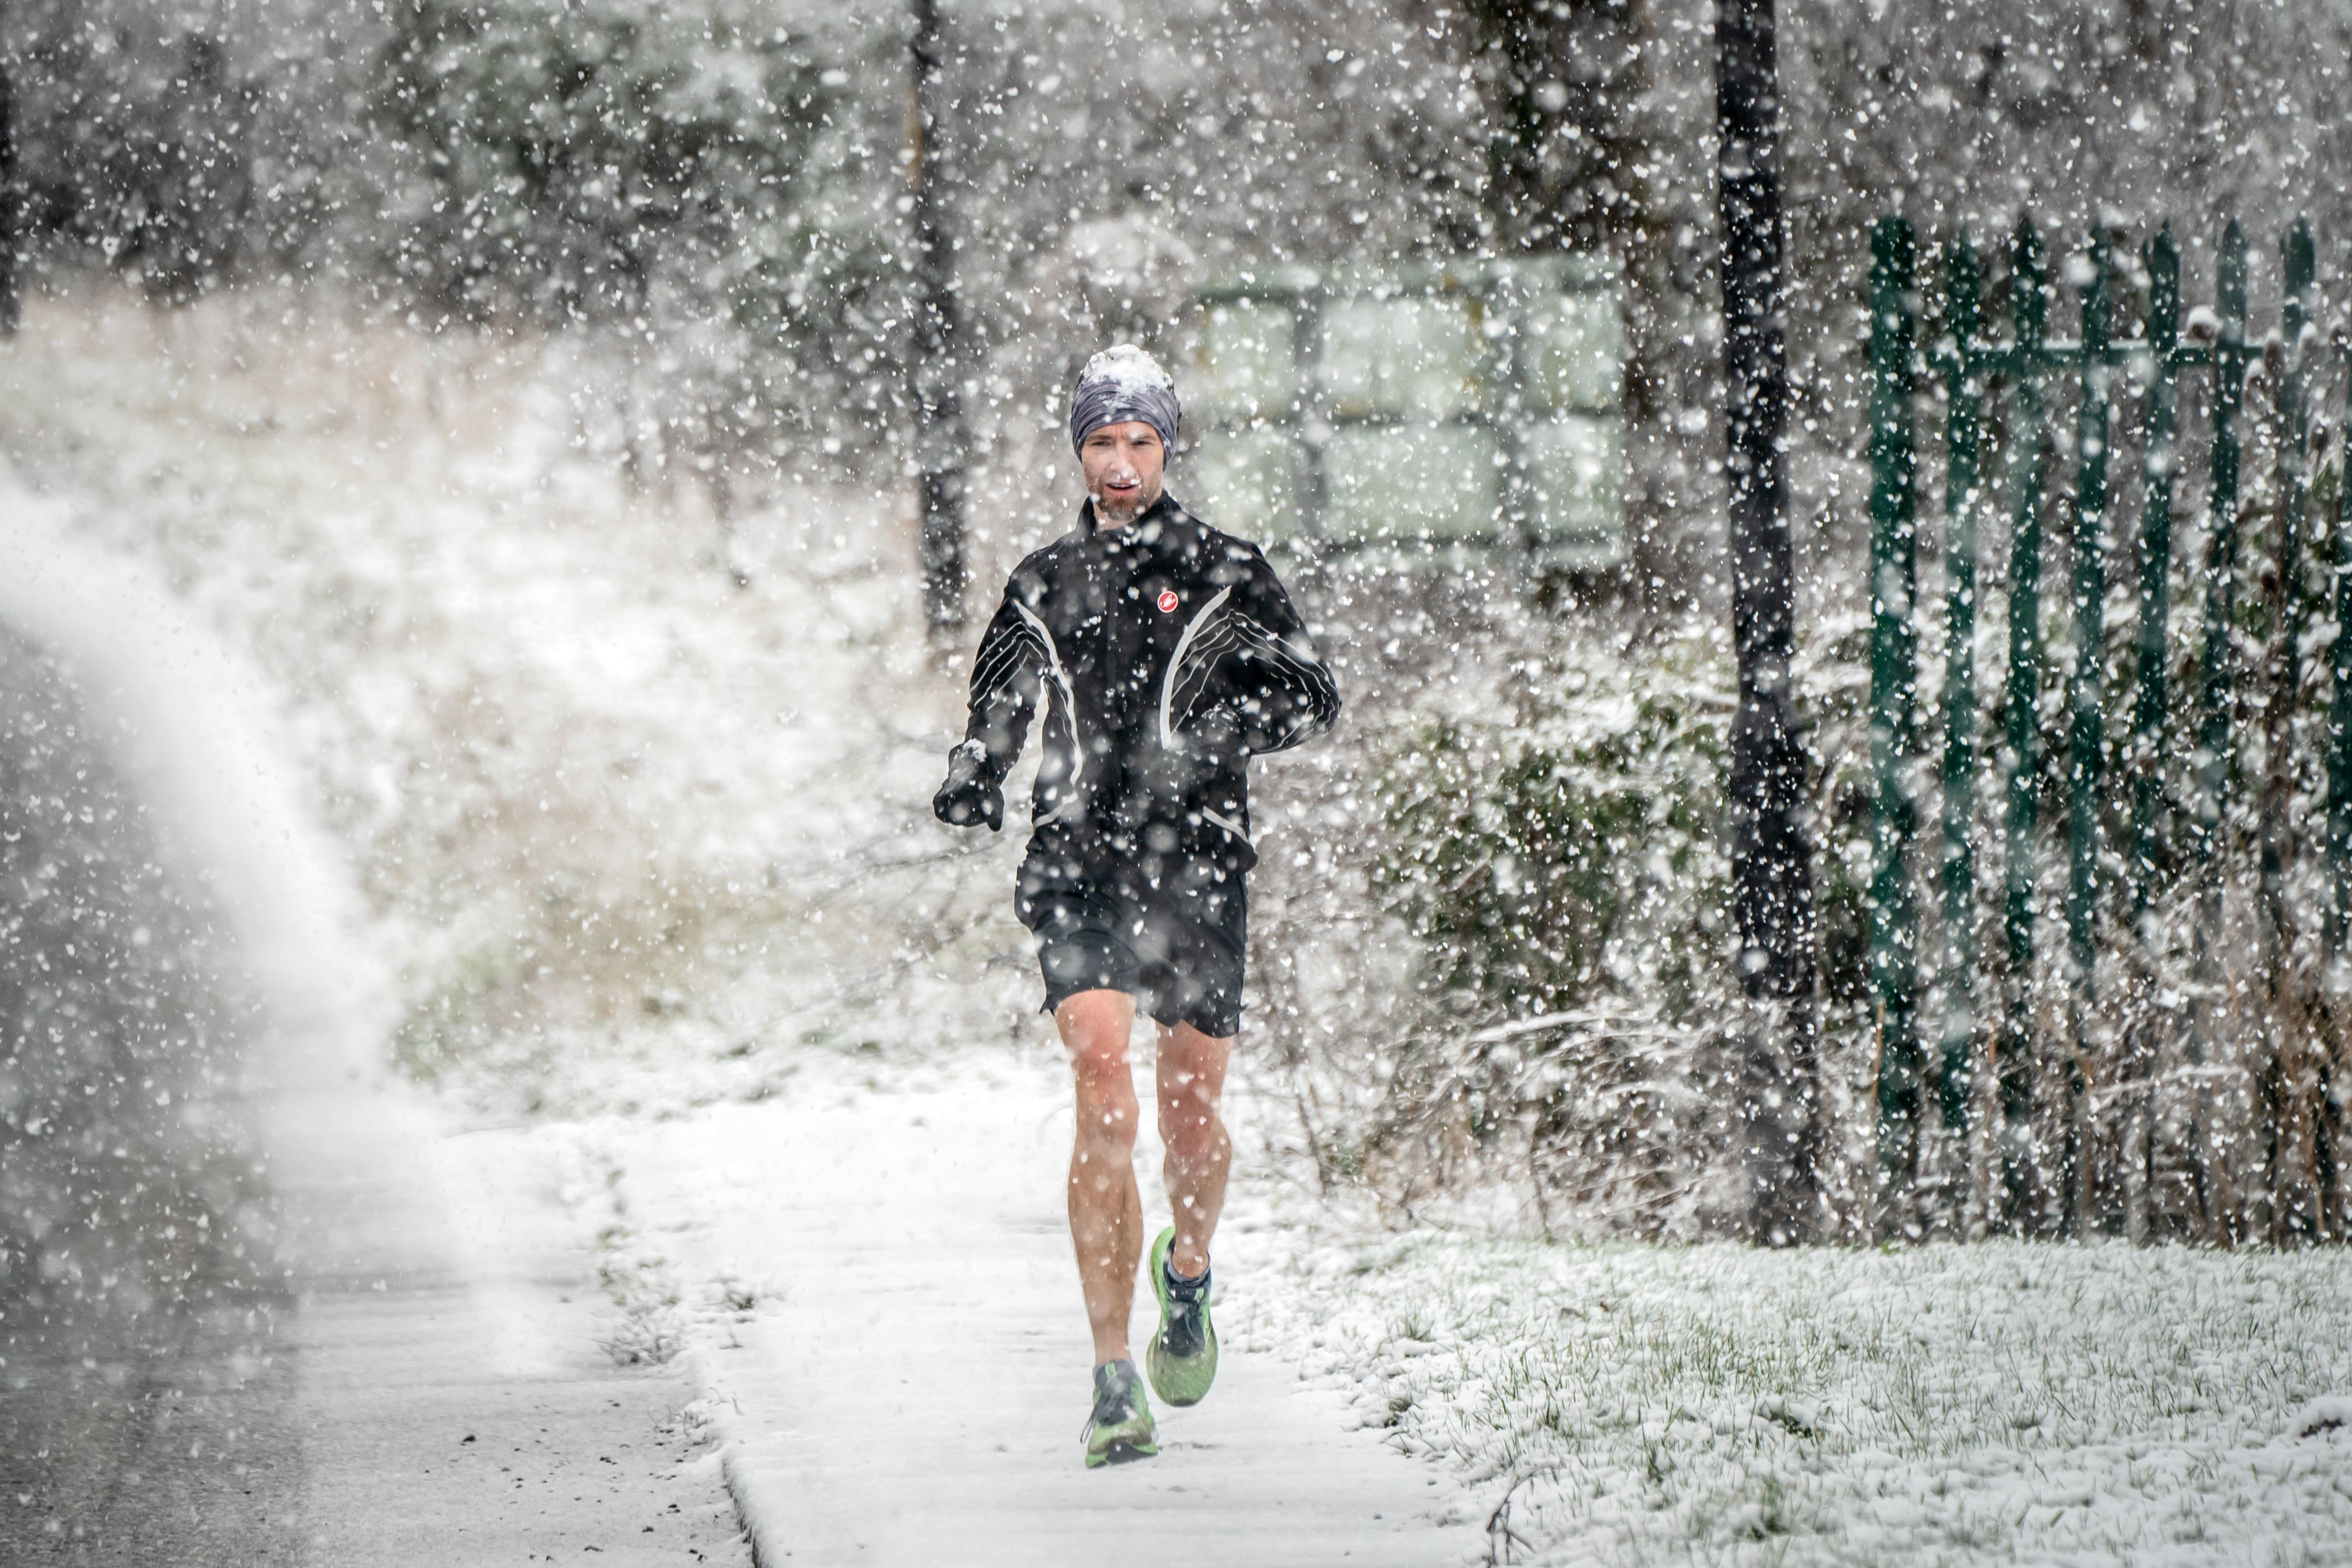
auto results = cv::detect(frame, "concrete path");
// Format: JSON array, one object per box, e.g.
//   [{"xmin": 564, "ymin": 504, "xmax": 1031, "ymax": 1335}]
[
  {"xmin": 606, "ymin": 1057, "xmax": 1476, "ymax": 1568},
  {"xmin": 0, "ymin": 543, "xmax": 751, "ymax": 1567},
  {"xmin": 0, "ymin": 1025, "xmax": 754, "ymax": 1568},
  {"xmin": 268, "ymin": 1064, "xmax": 753, "ymax": 1567}
]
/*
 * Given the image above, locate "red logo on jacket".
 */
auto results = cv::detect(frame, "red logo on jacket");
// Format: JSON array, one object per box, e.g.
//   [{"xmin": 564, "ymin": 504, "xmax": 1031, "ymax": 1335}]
[{"xmin": 1157, "ymin": 589, "xmax": 1179, "ymax": 613}]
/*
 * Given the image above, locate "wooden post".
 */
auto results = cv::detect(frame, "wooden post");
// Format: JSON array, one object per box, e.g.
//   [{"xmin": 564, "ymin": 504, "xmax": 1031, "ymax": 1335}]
[
  {"xmin": 2256, "ymin": 219, "xmax": 2319, "ymax": 1242},
  {"xmin": 2184, "ymin": 218, "xmax": 2247, "ymax": 1243},
  {"xmin": 2119, "ymin": 225, "xmax": 2181, "ymax": 1243},
  {"xmin": 2059, "ymin": 233, "xmax": 2112, "ymax": 1239},
  {"xmin": 2326, "ymin": 311, "xmax": 2352, "ymax": 1239},
  {"xmin": 1934, "ymin": 232, "xmax": 1983, "ymax": 1197},
  {"xmin": 2128, "ymin": 230, "xmax": 2181, "ymax": 929}
]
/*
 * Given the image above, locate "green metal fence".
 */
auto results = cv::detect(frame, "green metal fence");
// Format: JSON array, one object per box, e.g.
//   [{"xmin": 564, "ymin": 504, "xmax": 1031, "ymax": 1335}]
[{"xmin": 1862, "ymin": 211, "xmax": 2352, "ymax": 1243}]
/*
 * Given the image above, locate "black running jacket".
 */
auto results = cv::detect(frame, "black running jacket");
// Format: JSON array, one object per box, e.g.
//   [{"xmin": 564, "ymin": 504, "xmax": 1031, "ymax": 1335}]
[{"xmin": 940, "ymin": 495, "xmax": 1340, "ymax": 869}]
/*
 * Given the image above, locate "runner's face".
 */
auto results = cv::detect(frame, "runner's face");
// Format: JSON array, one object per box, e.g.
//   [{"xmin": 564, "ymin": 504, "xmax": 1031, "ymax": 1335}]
[{"xmin": 1080, "ymin": 422, "xmax": 1165, "ymax": 527}]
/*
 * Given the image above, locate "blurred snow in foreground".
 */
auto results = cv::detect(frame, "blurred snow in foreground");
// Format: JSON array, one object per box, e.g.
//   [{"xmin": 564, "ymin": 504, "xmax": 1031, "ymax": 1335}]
[{"xmin": 3, "ymin": 285, "xmax": 2349, "ymax": 1565}]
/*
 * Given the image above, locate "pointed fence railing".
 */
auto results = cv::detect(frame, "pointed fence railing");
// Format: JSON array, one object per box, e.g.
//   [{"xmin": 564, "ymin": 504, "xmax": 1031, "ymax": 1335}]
[{"xmin": 1863, "ymin": 212, "xmax": 2351, "ymax": 1244}]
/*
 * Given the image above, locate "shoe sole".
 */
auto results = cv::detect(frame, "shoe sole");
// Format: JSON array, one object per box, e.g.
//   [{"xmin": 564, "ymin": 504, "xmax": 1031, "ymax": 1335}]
[
  {"xmin": 1145, "ymin": 1226, "xmax": 1218, "ymax": 1408},
  {"xmin": 1084, "ymin": 1437, "xmax": 1158, "ymax": 1468}
]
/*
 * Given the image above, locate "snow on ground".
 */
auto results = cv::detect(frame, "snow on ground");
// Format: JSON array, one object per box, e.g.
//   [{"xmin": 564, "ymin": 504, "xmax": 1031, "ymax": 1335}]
[
  {"xmin": 1221, "ymin": 1219, "xmax": 2352, "ymax": 1565},
  {"xmin": 562, "ymin": 1047, "xmax": 1480, "ymax": 1564},
  {"xmin": 6, "ymin": 282, "xmax": 2352, "ymax": 1566},
  {"xmin": 270, "ymin": 1049, "xmax": 756, "ymax": 1566}
]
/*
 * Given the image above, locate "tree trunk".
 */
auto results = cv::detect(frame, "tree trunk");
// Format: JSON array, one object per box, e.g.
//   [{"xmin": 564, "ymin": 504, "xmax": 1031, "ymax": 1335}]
[
  {"xmin": 908, "ymin": 0, "xmax": 967, "ymax": 640},
  {"xmin": 1716, "ymin": 0, "xmax": 1820, "ymax": 1245}
]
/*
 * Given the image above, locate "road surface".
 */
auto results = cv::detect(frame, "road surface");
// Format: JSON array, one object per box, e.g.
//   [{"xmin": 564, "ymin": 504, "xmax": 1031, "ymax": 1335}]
[{"xmin": 0, "ymin": 593, "xmax": 749, "ymax": 1566}]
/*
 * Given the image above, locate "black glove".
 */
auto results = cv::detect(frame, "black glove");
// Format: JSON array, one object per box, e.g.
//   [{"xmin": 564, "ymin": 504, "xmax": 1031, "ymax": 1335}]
[
  {"xmin": 1183, "ymin": 704, "xmax": 1248, "ymax": 767},
  {"xmin": 933, "ymin": 741, "xmax": 1004, "ymax": 832}
]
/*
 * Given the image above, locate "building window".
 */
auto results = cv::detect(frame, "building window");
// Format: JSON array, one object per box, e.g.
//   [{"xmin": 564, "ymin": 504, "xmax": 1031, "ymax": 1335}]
[{"xmin": 1189, "ymin": 257, "xmax": 1624, "ymax": 569}]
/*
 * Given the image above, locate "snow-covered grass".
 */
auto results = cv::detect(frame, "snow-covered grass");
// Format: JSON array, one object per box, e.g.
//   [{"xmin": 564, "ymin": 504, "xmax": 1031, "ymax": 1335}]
[
  {"xmin": 1219, "ymin": 1212, "xmax": 2352, "ymax": 1565},
  {"xmin": 0, "ymin": 279, "xmax": 1040, "ymax": 1119},
  {"xmin": 7, "ymin": 280, "xmax": 2352, "ymax": 1566}
]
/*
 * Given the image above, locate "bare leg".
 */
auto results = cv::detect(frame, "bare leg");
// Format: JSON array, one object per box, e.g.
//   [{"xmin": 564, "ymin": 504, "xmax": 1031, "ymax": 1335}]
[
  {"xmin": 1057, "ymin": 990, "xmax": 1142, "ymax": 1367},
  {"xmin": 1155, "ymin": 1022, "xmax": 1232, "ymax": 1280}
]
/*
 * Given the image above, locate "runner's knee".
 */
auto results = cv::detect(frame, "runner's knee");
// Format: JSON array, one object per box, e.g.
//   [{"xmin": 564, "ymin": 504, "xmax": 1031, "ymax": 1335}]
[{"xmin": 1079, "ymin": 1095, "xmax": 1138, "ymax": 1149}]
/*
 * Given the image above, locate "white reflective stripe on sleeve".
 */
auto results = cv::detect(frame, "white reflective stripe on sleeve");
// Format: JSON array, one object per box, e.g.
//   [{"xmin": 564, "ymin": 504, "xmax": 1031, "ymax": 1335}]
[
  {"xmin": 1228, "ymin": 615, "xmax": 1340, "ymax": 744},
  {"xmin": 1200, "ymin": 806, "xmax": 1252, "ymax": 846},
  {"xmin": 969, "ymin": 620, "xmax": 1033, "ymax": 704},
  {"xmin": 1159, "ymin": 584, "xmax": 1234, "ymax": 748},
  {"xmin": 1012, "ymin": 600, "xmax": 1085, "ymax": 818},
  {"xmin": 1165, "ymin": 618, "xmax": 1243, "ymax": 734}
]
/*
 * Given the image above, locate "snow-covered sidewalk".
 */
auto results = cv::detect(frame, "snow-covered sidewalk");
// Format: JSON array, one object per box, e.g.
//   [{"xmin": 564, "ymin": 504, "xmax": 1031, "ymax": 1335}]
[{"xmin": 585, "ymin": 1052, "xmax": 1478, "ymax": 1566}]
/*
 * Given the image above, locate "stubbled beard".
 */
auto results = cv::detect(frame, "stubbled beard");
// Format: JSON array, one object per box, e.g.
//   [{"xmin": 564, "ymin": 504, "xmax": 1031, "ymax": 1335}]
[{"xmin": 1093, "ymin": 488, "xmax": 1148, "ymax": 524}]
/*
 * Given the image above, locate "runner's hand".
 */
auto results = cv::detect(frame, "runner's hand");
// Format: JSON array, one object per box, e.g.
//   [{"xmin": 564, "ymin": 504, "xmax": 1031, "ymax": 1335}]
[
  {"xmin": 934, "ymin": 741, "xmax": 1004, "ymax": 832},
  {"xmin": 1182, "ymin": 705, "xmax": 1247, "ymax": 765}
]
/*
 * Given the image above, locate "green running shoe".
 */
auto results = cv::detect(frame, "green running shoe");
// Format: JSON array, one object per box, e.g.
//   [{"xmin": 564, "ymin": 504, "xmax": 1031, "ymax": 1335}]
[
  {"xmin": 1082, "ymin": 1358, "xmax": 1158, "ymax": 1468},
  {"xmin": 1145, "ymin": 1226, "xmax": 1218, "ymax": 1407}
]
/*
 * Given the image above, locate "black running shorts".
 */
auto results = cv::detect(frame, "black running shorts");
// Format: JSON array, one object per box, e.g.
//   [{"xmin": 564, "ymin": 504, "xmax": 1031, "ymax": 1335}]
[{"xmin": 1015, "ymin": 826, "xmax": 1250, "ymax": 1038}]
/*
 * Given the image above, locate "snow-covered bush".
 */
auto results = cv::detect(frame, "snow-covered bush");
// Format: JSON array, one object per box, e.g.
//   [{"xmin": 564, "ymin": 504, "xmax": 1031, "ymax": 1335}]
[
  {"xmin": 6, "ymin": 1, "xmax": 270, "ymax": 302},
  {"xmin": 1373, "ymin": 694, "xmax": 1726, "ymax": 1024},
  {"xmin": 369, "ymin": 0, "xmax": 829, "ymax": 325},
  {"xmin": 1241, "ymin": 590, "xmax": 1917, "ymax": 1242},
  {"xmin": 1247, "ymin": 606, "xmax": 1753, "ymax": 1237},
  {"xmin": 365, "ymin": 0, "xmax": 907, "ymax": 479}
]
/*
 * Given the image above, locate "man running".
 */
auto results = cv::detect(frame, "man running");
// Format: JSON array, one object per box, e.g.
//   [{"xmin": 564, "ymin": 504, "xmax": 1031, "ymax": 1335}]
[{"xmin": 933, "ymin": 344, "xmax": 1340, "ymax": 1467}]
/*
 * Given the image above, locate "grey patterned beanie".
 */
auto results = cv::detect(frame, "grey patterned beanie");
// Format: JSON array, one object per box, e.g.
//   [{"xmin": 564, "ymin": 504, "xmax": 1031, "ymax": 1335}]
[{"xmin": 1068, "ymin": 344, "xmax": 1181, "ymax": 456}]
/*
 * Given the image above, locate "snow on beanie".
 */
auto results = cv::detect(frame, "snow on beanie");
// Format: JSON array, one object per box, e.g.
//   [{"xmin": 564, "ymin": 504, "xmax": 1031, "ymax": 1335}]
[{"xmin": 1068, "ymin": 344, "xmax": 1181, "ymax": 456}]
